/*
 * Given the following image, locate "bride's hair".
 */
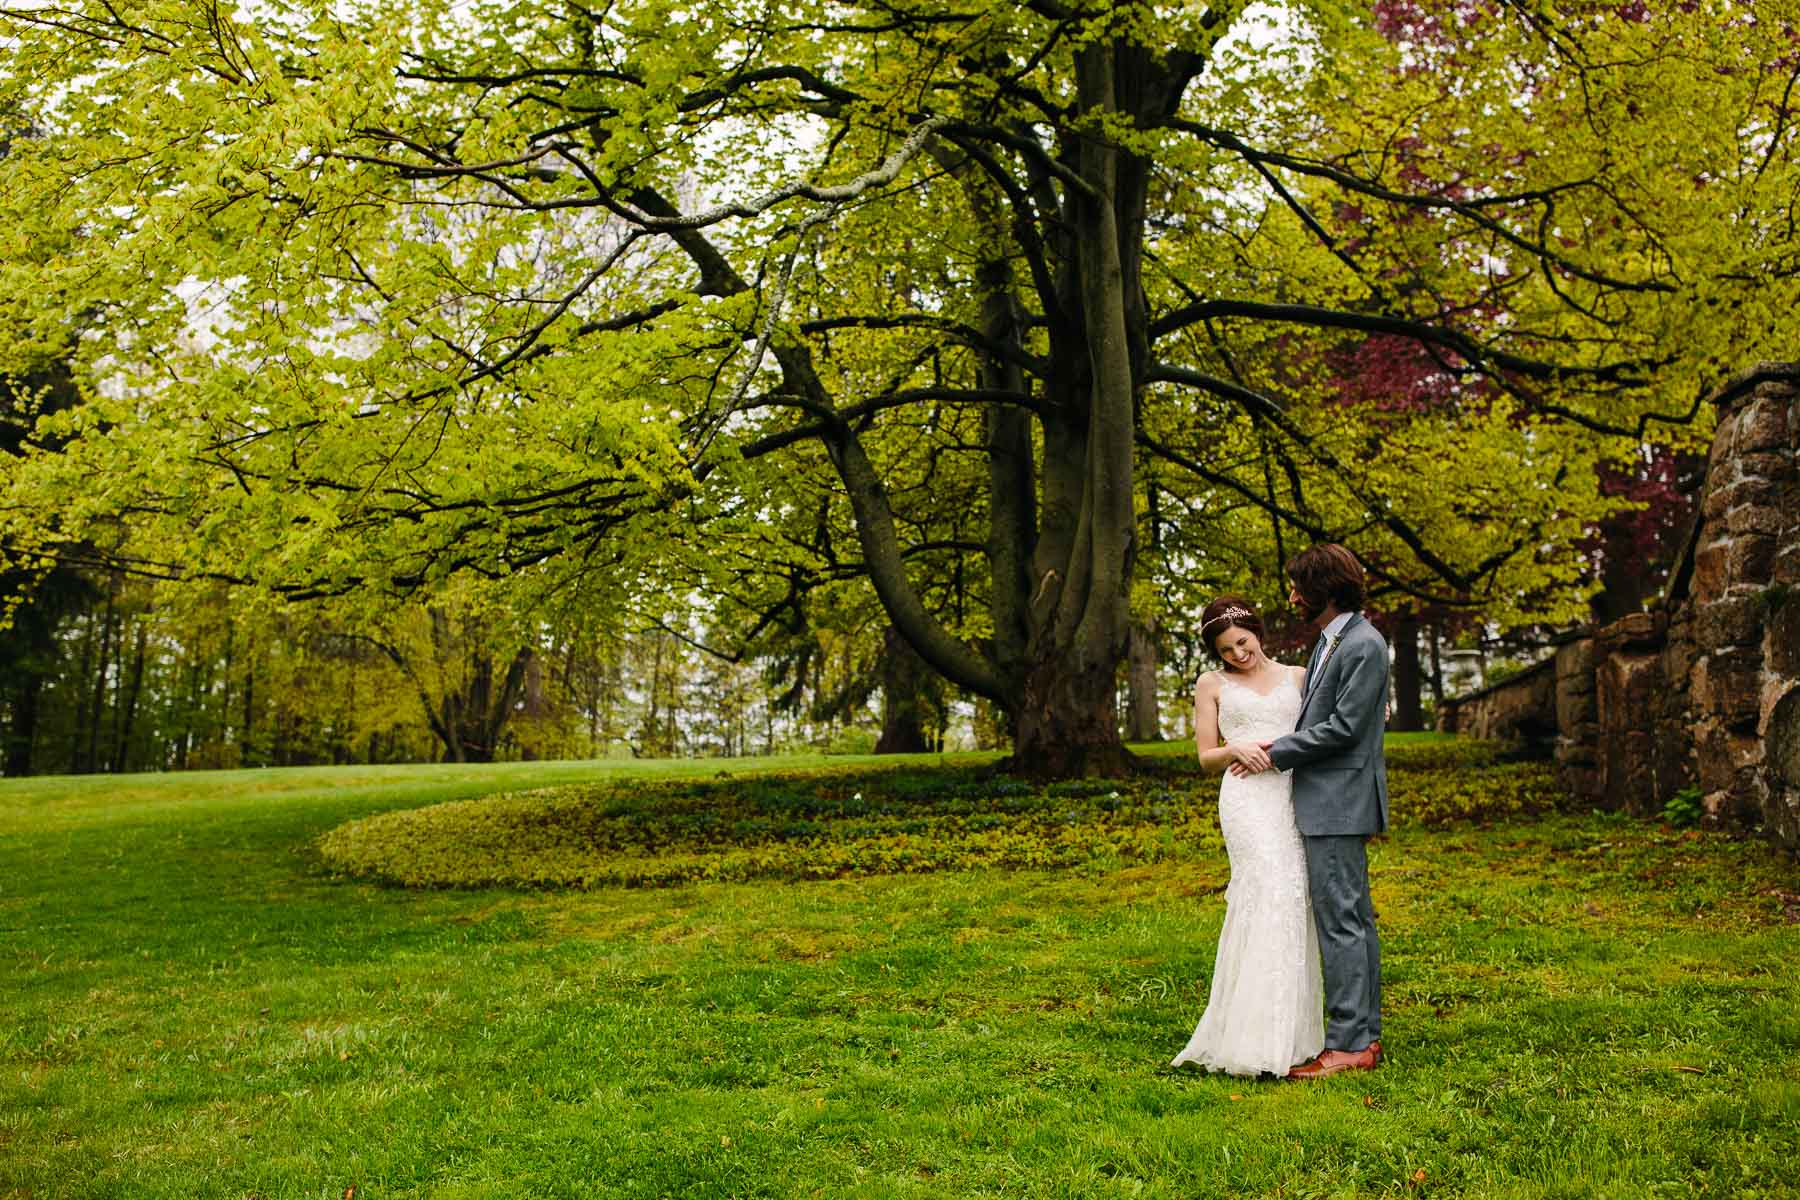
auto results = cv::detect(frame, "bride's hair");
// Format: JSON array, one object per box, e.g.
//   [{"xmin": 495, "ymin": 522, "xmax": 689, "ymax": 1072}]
[{"xmin": 1200, "ymin": 595, "xmax": 1264, "ymax": 672}]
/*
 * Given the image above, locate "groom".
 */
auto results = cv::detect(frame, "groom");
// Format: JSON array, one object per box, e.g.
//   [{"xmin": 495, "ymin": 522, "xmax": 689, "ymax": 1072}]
[{"xmin": 1256, "ymin": 543, "xmax": 1389, "ymax": 1078}]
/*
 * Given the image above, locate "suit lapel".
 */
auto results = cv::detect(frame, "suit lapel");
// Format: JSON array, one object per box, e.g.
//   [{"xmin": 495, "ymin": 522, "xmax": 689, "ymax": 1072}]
[
  {"xmin": 1301, "ymin": 639, "xmax": 1326, "ymax": 708},
  {"xmin": 1301, "ymin": 613, "xmax": 1362, "ymax": 710}
]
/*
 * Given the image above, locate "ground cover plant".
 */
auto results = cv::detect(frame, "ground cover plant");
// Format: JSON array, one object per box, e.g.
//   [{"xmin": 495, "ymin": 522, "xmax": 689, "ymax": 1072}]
[
  {"xmin": 4, "ymin": 741, "xmax": 1798, "ymax": 1199},
  {"xmin": 317, "ymin": 740, "xmax": 1562, "ymax": 889}
]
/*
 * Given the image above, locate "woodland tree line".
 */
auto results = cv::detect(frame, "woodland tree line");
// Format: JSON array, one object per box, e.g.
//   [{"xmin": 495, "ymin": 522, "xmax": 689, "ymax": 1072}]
[
  {"xmin": 0, "ymin": 574, "xmax": 946, "ymax": 774},
  {"xmin": 0, "ymin": 513, "xmax": 1689, "ymax": 776},
  {"xmin": 0, "ymin": 1, "xmax": 1790, "ymax": 776}
]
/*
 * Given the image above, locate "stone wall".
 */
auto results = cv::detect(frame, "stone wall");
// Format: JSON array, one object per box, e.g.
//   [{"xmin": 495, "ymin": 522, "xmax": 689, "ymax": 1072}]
[
  {"xmin": 1436, "ymin": 657, "xmax": 1558, "ymax": 747},
  {"xmin": 1567, "ymin": 363, "xmax": 1800, "ymax": 844},
  {"xmin": 1674, "ymin": 363, "xmax": 1799, "ymax": 840},
  {"xmin": 1552, "ymin": 637, "xmax": 1598, "ymax": 799},
  {"xmin": 1585, "ymin": 611, "xmax": 1691, "ymax": 815},
  {"xmin": 1435, "ymin": 363, "xmax": 1800, "ymax": 849}
]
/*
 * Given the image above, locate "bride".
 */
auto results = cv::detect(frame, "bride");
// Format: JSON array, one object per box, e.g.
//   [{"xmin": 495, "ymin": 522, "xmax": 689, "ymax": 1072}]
[{"xmin": 1171, "ymin": 596, "xmax": 1324, "ymax": 1077}]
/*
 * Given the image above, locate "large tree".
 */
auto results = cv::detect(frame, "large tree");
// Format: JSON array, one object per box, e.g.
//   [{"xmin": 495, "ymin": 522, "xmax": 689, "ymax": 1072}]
[{"xmin": 2, "ymin": 1, "xmax": 1796, "ymax": 773}]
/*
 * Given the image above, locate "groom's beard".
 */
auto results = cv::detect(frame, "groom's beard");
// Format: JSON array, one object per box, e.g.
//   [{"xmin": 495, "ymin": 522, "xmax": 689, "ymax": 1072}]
[{"xmin": 1295, "ymin": 596, "xmax": 1324, "ymax": 624}]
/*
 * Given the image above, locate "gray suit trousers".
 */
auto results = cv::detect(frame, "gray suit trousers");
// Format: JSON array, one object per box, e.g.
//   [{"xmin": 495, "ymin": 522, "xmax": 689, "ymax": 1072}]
[{"xmin": 1304, "ymin": 834, "xmax": 1381, "ymax": 1051}]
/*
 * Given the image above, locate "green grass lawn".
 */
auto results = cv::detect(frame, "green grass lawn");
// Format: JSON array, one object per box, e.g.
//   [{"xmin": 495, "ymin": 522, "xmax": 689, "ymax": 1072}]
[{"xmin": 3, "ymin": 744, "xmax": 1797, "ymax": 1199}]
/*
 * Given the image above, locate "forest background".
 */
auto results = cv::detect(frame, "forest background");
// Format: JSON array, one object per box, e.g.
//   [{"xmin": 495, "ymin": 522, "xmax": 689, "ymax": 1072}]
[{"xmin": 3, "ymin": 0, "xmax": 1797, "ymax": 778}]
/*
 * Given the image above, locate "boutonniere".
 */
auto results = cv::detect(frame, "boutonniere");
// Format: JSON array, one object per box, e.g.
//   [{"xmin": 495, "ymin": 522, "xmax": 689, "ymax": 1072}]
[{"xmin": 1314, "ymin": 630, "xmax": 1347, "ymax": 680}]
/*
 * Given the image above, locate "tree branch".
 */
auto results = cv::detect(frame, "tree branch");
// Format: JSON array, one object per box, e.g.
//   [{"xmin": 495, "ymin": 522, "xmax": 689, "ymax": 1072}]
[
  {"xmin": 1170, "ymin": 118, "xmax": 1677, "ymax": 297},
  {"xmin": 1149, "ymin": 299, "xmax": 1652, "ymax": 385}
]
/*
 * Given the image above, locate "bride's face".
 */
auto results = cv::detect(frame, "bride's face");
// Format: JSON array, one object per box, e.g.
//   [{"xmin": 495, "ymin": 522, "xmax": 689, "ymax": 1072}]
[{"xmin": 1214, "ymin": 626, "xmax": 1262, "ymax": 672}]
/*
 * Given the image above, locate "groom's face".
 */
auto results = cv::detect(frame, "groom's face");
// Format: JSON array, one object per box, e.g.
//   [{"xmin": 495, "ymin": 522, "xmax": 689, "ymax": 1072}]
[{"xmin": 1288, "ymin": 579, "xmax": 1323, "ymax": 623}]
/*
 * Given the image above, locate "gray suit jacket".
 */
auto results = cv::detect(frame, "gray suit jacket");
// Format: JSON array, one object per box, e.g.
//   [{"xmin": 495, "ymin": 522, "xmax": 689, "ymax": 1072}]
[{"xmin": 1268, "ymin": 614, "xmax": 1390, "ymax": 836}]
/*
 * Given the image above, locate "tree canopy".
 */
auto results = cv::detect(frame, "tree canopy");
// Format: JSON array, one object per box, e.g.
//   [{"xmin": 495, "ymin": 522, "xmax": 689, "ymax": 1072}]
[{"xmin": 3, "ymin": 0, "xmax": 1796, "ymax": 771}]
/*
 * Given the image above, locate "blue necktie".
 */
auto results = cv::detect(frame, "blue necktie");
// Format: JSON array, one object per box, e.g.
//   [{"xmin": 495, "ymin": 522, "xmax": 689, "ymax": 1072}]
[{"xmin": 1304, "ymin": 636, "xmax": 1328, "ymax": 701}]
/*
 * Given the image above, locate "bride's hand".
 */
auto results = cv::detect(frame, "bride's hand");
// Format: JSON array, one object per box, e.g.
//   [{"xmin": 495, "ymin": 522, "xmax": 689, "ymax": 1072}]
[{"xmin": 1225, "ymin": 742, "xmax": 1272, "ymax": 775}]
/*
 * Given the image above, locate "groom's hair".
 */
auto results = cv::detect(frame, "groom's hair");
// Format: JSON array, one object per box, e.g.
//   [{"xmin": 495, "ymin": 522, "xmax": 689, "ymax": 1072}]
[{"xmin": 1287, "ymin": 543, "xmax": 1366, "ymax": 615}]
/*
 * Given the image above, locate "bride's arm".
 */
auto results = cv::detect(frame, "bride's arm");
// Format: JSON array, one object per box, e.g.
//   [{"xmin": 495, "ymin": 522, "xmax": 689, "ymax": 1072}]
[{"xmin": 1194, "ymin": 674, "xmax": 1273, "ymax": 775}]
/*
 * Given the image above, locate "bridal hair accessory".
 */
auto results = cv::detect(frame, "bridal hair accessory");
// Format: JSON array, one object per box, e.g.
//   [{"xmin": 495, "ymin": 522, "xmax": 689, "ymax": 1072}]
[{"xmin": 1200, "ymin": 605, "xmax": 1255, "ymax": 635}]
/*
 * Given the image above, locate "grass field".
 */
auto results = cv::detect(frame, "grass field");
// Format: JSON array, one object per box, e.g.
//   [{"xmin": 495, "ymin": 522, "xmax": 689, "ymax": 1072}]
[{"xmin": 3, "ymin": 743, "xmax": 1798, "ymax": 1199}]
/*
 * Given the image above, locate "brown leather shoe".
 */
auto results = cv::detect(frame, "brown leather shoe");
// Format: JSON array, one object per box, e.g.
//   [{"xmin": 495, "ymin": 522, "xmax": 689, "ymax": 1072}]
[{"xmin": 1286, "ymin": 1041, "xmax": 1381, "ymax": 1081}]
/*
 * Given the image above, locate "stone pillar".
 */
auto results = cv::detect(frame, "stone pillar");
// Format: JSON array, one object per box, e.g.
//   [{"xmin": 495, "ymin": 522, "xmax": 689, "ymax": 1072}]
[
  {"xmin": 1655, "ymin": 607, "xmax": 1702, "ymax": 807},
  {"xmin": 1593, "ymin": 612, "xmax": 1669, "ymax": 815},
  {"xmin": 1554, "ymin": 638, "xmax": 1599, "ymax": 801},
  {"xmin": 1769, "ymin": 687, "xmax": 1800, "ymax": 847},
  {"xmin": 1682, "ymin": 364, "xmax": 1798, "ymax": 834},
  {"xmin": 1436, "ymin": 696, "xmax": 1462, "ymax": 735}
]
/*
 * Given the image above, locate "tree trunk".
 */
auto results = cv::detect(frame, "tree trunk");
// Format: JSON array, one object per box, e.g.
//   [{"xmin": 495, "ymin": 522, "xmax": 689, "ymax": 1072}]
[
  {"xmin": 763, "ymin": 683, "xmax": 776, "ymax": 755},
  {"xmin": 107, "ymin": 615, "xmax": 127, "ymax": 771},
  {"xmin": 425, "ymin": 643, "xmax": 534, "ymax": 764},
  {"xmin": 84, "ymin": 587, "xmax": 117, "ymax": 774},
  {"xmin": 874, "ymin": 624, "xmax": 929, "ymax": 754},
  {"xmin": 1390, "ymin": 612, "xmax": 1423, "ymax": 732},
  {"xmin": 1004, "ymin": 43, "xmax": 1146, "ymax": 777},
  {"xmin": 68, "ymin": 609, "xmax": 96, "ymax": 771},
  {"xmin": 219, "ymin": 618, "xmax": 235, "ymax": 766},
  {"xmin": 960, "ymin": 160, "xmax": 1035, "ymax": 690},
  {"xmin": 487, "ymin": 648, "xmax": 533, "ymax": 760},
  {"xmin": 1014, "ymin": 649, "xmax": 1135, "ymax": 777},
  {"xmin": 1427, "ymin": 620, "xmax": 1444, "ymax": 709},
  {"xmin": 518, "ymin": 654, "xmax": 545, "ymax": 761},
  {"xmin": 5, "ymin": 673, "xmax": 40, "ymax": 776},
  {"xmin": 272, "ymin": 704, "xmax": 290, "ymax": 767},
  {"xmin": 455, "ymin": 653, "xmax": 494, "ymax": 762},
  {"xmin": 647, "ymin": 41, "xmax": 1193, "ymax": 778},
  {"xmin": 113, "ymin": 620, "xmax": 149, "ymax": 772},
  {"xmin": 639, "ymin": 635, "xmax": 664, "ymax": 758},
  {"xmin": 1124, "ymin": 619, "xmax": 1162, "ymax": 742},
  {"xmin": 1590, "ymin": 520, "xmax": 1648, "ymax": 624},
  {"xmin": 603, "ymin": 653, "xmax": 622, "ymax": 752},
  {"xmin": 240, "ymin": 627, "xmax": 257, "ymax": 767},
  {"xmin": 176, "ymin": 655, "xmax": 200, "ymax": 770}
]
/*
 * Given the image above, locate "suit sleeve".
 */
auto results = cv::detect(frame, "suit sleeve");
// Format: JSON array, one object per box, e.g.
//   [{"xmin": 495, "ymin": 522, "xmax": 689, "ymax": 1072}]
[{"xmin": 1268, "ymin": 636, "xmax": 1387, "ymax": 770}]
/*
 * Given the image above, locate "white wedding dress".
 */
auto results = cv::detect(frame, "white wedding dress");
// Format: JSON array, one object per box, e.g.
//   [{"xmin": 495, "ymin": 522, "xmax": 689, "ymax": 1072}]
[{"xmin": 1171, "ymin": 673, "xmax": 1324, "ymax": 1076}]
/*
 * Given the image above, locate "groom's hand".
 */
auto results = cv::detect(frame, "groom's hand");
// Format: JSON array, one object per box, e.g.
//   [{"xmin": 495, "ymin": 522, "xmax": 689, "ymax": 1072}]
[{"xmin": 1229, "ymin": 741, "xmax": 1277, "ymax": 776}]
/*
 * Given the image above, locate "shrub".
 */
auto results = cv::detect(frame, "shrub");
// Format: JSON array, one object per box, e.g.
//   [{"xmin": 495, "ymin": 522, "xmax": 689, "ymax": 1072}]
[
  {"xmin": 1663, "ymin": 785, "xmax": 1705, "ymax": 828},
  {"xmin": 317, "ymin": 741, "xmax": 1563, "ymax": 890},
  {"xmin": 822, "ymin": 726, "xmax": 879, "ymax": 756},
  {"xmin": 1482, "ymin": 660, "xmax": 1527, "ymax": 687},
  {"xmin": 1385, "ymin": 739, "xmax": 1510, "ymax": 773}
]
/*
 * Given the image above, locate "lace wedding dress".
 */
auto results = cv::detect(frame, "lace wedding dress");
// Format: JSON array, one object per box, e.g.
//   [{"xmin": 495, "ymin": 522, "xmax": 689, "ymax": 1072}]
[{"xmin": 1171, "ymin": 674, "xmax": 1324, "ymax": 1076}]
